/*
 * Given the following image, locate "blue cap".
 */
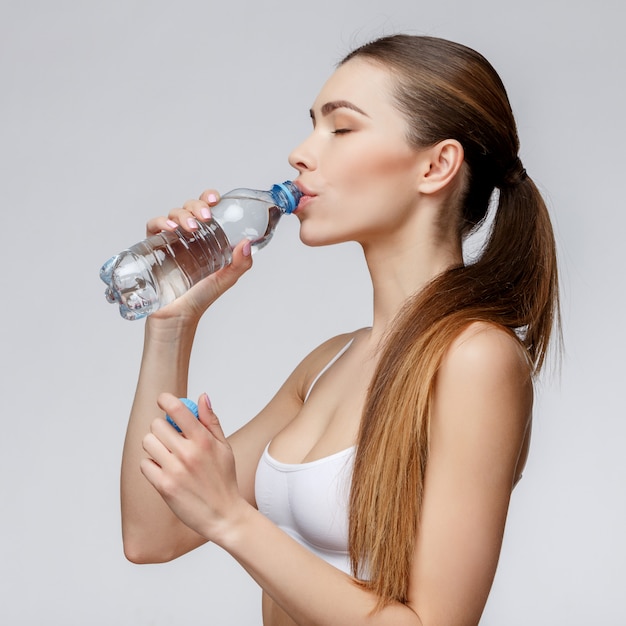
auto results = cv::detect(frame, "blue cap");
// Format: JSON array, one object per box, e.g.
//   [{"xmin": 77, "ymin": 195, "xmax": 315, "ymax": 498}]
[
  {"xmin": 166, "ymin": 398, "xmax": 199, "ymax": 432},
  {"xmin": 271, "ymin": 181, "xmax": 302, "ymax": 214}
]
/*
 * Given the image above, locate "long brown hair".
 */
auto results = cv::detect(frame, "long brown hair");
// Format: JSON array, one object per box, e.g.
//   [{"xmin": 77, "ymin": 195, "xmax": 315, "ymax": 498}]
[{"xmin": 343, "ymin": 35, "xmax": 560, "ymax": 607}]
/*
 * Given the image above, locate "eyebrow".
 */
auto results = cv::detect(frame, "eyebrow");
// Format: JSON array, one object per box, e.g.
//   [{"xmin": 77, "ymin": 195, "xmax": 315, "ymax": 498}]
[{"xmin": 309, "ymin": 100, "xmax": 370, "ymax": 119}]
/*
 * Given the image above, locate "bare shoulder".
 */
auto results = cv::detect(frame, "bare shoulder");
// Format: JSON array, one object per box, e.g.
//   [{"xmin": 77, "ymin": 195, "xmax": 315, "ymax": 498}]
[
  {"xmin": 432, "ymin": 321, "xmax": 533, "ymax": 467},
  {"xmin": 440, "ymin": 321, "xmax": 533, "ymax": 395}
]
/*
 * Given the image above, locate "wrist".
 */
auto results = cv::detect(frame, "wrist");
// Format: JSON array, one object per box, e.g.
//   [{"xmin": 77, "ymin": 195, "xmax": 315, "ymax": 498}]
[
  {"xmin": 144, "ymin": 313, "xmax": 200, "ymax": 343},
  {"xmin": 211, "ymin": 498, "xmax": 259, "ymax": 553}
]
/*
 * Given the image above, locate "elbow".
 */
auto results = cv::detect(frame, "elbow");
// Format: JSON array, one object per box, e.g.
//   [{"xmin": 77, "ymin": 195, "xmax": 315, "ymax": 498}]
[
  {"xmin": 124, "ymin": 548, "xmax": 148, "ymax": 565},
  {"xmin": 121, "ymin": 525, "xmax": 177, "ymax": 565},
  {"xmin": 123, "ymin": 537, "xmax": 170, "ymax": 565},
  {"xmin": 123, "ymin": 544, "xmax": 160, "ymax": 565},
  {"xmin": 121, "ymin": 520, "xmax": 201, "ymax": 564}
]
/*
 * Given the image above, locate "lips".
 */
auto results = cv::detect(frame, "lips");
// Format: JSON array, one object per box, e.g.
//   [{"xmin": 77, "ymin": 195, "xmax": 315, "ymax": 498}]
[
  {"xmin": 296, "ymin": 195, "xmax": 315, "ymax": 212},
  {"xmin": 293, "ymin": 182, "xmax": 316, "ymax": 211}
]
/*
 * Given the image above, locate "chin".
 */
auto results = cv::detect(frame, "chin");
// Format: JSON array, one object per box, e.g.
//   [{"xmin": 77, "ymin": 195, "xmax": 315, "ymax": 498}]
[
  {"xmin": 299, "ymin": 234, "xmax": 331, "ymax": 248},
  {"xmin": 298, "ymin": 227, "xmax": 346, "ymax": 248}
]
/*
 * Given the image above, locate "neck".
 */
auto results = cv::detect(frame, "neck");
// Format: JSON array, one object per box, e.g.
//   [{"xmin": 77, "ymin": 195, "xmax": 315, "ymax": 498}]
[{"xmin": 362, "ymin": 227, "xmax": 463, "ymax": 341}]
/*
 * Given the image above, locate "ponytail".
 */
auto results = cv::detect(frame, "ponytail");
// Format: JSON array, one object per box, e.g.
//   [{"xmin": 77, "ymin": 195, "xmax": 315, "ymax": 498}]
[
  {"xmin": 343, "ymin": 35, "xmax": 561, "ymax": 608},
  {"xmin": 486, "ymin": 172, "xmax": 560, "ymax": 370}
]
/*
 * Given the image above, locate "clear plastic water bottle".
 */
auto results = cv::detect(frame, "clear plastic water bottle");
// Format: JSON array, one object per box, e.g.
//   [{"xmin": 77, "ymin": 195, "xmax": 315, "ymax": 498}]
[{"xmin": 100, "ymin": 181, "xmax": 301, "ymax": 320}]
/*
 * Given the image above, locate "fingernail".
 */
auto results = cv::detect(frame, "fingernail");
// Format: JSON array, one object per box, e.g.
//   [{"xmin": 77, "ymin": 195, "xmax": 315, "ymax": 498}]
[
  {"xmin": 207, "ymin": 193, "xmax": 218, "ymax": 204},
  {"xmin": 187, "ymin": 217, "xmax": 198, "ymax": 229},
  {"xmin": 166, "ymin": 219, "xmax": 178, "ymax": 229},
  {"xmin": 204, "ymin": 393, "xmax": 212, "ymax": 410},
  {"xmin": 242, "ymin": 240, "xmax": 252, "ymax": 257},
  {"xmin": 201, "ymin": 207, "xmax": 211, "ymax": 220}
]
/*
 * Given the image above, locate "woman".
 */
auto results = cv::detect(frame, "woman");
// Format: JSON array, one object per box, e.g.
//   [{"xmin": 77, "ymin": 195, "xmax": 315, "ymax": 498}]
[{"xmin": 120, "ymin": 35, "xmax": 559, "ymax": 625}]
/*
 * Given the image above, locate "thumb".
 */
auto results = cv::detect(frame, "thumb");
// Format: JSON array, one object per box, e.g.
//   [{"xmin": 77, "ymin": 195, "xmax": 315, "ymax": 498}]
[
  {"xmin": 210, "ymin": 238, "xmax": 253, "ymax": 291},
  {"xmin": 198, "ymin": 393, "xmax": 227, "ymax": 443}
]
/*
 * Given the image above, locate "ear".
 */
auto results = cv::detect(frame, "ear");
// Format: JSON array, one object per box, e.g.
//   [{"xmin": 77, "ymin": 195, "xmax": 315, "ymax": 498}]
[{"xmin": 417, "ymin": 139, "xmax": 465, "ymax": 195}]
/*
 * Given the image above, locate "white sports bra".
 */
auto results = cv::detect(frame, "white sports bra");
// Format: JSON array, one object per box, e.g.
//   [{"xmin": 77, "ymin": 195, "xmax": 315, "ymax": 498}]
[{"xmin": 254, "ymin": 340, "xmax": 355, "ymax": 575}]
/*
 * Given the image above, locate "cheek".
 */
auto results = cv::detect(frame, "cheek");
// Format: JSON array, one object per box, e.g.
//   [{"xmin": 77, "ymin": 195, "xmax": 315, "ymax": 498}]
[
  {"xmin": 338, "ymin": 147, "xmax": 420, "ymax": 228},
  {"xmin": 334, "ymin": 141, "xmax": 418, "ymax": 191}
]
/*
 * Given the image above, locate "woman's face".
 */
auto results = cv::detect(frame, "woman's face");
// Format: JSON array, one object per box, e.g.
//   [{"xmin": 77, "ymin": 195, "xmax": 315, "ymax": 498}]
[{"xmin": 289, "ymin": 58, "xmax": 425, "ymax": 248}]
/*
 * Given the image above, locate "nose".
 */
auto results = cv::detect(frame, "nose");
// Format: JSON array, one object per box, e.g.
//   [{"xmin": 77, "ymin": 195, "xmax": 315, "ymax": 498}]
[{"xmin": 288, "ymin": 132, "xmax": 317, "ymax": 173}]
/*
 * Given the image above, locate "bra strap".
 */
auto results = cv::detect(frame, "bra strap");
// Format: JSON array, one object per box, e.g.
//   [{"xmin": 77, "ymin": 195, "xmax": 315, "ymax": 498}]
[{"xmin": 304, "ymin": 338, "xmax": 354, "ymax": 402}]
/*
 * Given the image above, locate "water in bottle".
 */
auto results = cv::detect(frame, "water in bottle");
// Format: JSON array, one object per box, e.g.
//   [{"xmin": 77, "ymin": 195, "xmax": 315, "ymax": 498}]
[{"xmin": 100, "ymin": 181, "xmax": 301, "ymax": 320}]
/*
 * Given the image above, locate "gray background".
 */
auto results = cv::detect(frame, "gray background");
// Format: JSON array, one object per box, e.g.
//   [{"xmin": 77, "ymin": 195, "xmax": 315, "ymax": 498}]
[{"xmin": 1, "ymin": 0, "xmax": 624, "ymax": 624}]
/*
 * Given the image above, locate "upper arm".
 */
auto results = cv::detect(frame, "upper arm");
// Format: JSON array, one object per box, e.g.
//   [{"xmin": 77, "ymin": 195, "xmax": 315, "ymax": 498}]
[{"xmin": 407, "ymin": 323, "xmax": 533, "ymax": 626}]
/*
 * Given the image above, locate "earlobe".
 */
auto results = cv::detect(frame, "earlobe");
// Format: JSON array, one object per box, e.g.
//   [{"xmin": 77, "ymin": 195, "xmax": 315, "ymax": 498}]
[{"xmin": 418, "ymin": 139, "xmax": 465, "ymax": 195}]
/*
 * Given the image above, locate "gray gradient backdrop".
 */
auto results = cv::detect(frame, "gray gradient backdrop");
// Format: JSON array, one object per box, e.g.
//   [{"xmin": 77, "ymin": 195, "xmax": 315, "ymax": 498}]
[{"xmin": 1, "ymin": 1, "xmax": 624, "ymax": 624}]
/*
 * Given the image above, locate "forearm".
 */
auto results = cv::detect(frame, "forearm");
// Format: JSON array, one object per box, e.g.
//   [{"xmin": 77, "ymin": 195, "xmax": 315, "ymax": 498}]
[
  {"xmin": 121, "ymin": 316, "xmax": 202, "ymax": 562},
  {"xmin": 219, "ymin": 503, "xmax": 423, "ymax": 626}
]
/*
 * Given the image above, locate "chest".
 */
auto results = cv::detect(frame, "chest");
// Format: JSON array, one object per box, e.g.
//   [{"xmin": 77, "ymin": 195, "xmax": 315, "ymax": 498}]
[
  {"xmin": 255, "ymin": 444, "xmax": 355, "ymax": 569},
  {"xmin": 268, "ymin": 341, "xmax": 377, "ymax": 464}
]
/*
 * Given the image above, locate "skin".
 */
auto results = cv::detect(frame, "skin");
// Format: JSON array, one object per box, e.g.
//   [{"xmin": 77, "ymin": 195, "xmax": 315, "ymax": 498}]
[{"xmin": 120, "ymin": 58, "xmax": 533, "ymax": 626}]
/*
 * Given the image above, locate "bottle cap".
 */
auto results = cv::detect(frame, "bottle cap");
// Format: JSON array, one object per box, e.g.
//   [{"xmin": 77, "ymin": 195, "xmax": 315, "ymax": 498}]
[
  {"xmin": 166, "ymin": 398, "xmax": 199, "ymax": 432},
  {"xmin": 272, "ymin": 181, "xmax": 302, "ymax": 214}
]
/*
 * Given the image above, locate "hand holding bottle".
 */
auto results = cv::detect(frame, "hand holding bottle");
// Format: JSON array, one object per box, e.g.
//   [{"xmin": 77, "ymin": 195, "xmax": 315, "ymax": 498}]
[
  {"xmin": 100, "ymin": 181, "xmax": 300, "ymax": 321},
  {"xmin": 142, "ymin": 189, "xmax": 254, "ymax": 323}
]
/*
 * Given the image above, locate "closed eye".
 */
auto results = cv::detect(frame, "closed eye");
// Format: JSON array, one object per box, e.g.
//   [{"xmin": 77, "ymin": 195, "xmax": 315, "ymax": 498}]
[{"xmin": 332, "ymin": 129, "xmax": 352, "ymax": 135}]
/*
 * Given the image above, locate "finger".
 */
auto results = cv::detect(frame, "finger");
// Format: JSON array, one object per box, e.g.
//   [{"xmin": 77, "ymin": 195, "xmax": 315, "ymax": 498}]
[
  {"xmin": 142, "ymin": 431, "xmax": 170, "ymax": 466},
  {"xmin": 231, "ymin": 238, "xmax": 254, "ymax": 270},
  {"xmin": 208, "ymin": 238, "xmax": 254, "ymax": 292},
  {"xmin": 197, "ymin": 393, "xmax": 228, "ymax": 444},
  {"xmin": 146, "ymin": 215, "xmax": 180, "ymax": 236},
  {"xmin": 150, "ymin": 412, "xmax": 188, "ymax": 450},
  {"xmin": 157, "ymin": 393, "xmax": 203, "ymax": 439},
  {"xmin": 181, "ymin": 199, "xmax": 213, "ymax": 224},
  {"xmin": 139, "ymin": 456, "xmax": 162, "ymax": 487},
  {"xmin": 144, "ymin": 189, "xmax": 219, "ymax": 237},
  {"xmin": 166, "ymin": 207, "xmax": 201, "ymax": 232},
  {"xmin": 199, "ymin": 189, "xmax": 220, "ymax": 206}
]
